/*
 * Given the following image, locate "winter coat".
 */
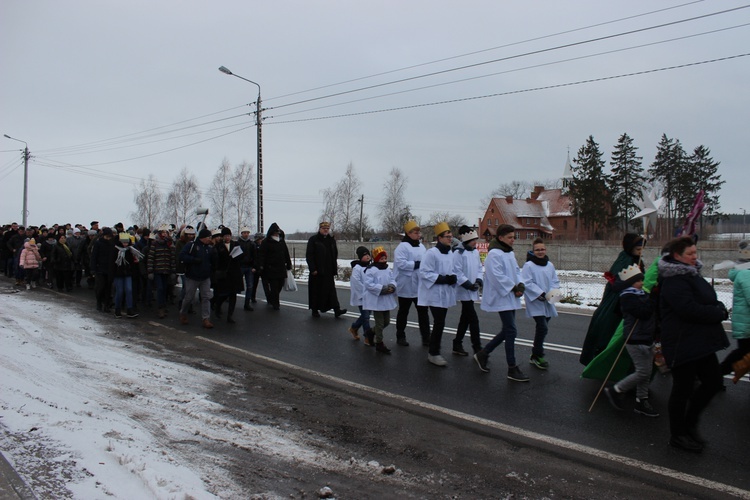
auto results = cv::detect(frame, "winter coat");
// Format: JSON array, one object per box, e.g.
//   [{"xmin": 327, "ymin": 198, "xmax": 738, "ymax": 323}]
[
  {"xmin": 729, "ymin": 267, "xmax": 750, "ymax": 340},
  {"xmin": 363, "ymin": 264, "xmax": 398, "ymax": 312},
  {"xmin": 237, "ymin": 236, "xmax": 256, "ymax": 269},
  {"xmin": 306, "ymin": 232, "xmax": 338, "ymax": 277},
  {"xmin": 90, "ymin": 237, "xmax": 116, "ymax": 275},
  {"xmin": 174, "ymin": 237, "xmax": 191, "ymax": 274},
  {"xmin": 658, "ymin": 256, "xmax": 729, "ymax": 368},
  {"xmin": 521, "ymin": 252, "xmax": 560, "ymax": 319},
  {"xmin": 179, "ymin": 239, "xmax": 216, "ymax": 282},
  {"xmin": 618, "ymin": 288, "xmax": 656, "ymax": 345},
  {"xmin": 481, "ymin": 245, "xmax": 523, "ymax": 313},
  {"xmin": 349, "ymin": 260, "xmax": 370, "ymax": 307},
  {"xmin": 256, "ymin": 223, "xmax": 291, "ymax": 280},
  {"xmin": 417, "ymin": 242, "xmax": 458, "ymax": 308},
  {"xmin": 147, "ymin": 238, "xmax": 176, "ymax": 275},
  {"xmin": 392, "ymin": 237, "xmax": 426, "ymax": 299},
  {"xmin": 19, "ymin": 242, "xmax": 42, "ymax": 269},
  {"xmin": 213, "ymin": 241, "xmax": 244, "ymax": 294},
  {"xmin": 453, "ymin": 245, "xmax": 482, "ymax": 303},
  {"xmin": 51, "ymin": 242, "xmax": 75, "ymax": 271},
  {"xmin": 66, "ymin": 235, "xmax": 86, "ymax": 270}
]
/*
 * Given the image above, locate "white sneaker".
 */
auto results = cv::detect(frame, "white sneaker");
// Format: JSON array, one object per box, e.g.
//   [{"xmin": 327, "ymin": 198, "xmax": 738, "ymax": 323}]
[
  {"xmin": 26, "ymin": 284, "xmax": 31, "ymax": 290},
  {"xmin": 427, "ymin": 354, "xmax": 448, "ymax": 367}
]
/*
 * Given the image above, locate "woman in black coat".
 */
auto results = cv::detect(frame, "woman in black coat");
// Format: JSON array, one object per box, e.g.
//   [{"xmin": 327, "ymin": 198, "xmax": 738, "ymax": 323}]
[
  {"xmin": 256, "ymin": 223, "xmax": 292, "ymax": 310},
  {"xmin": 658, "ymin": 236, "xmax": 729, "ymax": 452}
]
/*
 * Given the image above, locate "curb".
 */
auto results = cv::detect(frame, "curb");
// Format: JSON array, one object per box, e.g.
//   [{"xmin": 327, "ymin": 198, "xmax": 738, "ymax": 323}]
[{"xmin": 0, "ymin": 451, "xmax": 36, "ymax": 500}]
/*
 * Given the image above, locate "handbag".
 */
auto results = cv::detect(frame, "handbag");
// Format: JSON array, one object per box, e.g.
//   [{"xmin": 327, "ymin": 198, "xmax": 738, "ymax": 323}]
[{"xmin": 284, "ymin": 269, "xmax": 298, "ymax": 292}]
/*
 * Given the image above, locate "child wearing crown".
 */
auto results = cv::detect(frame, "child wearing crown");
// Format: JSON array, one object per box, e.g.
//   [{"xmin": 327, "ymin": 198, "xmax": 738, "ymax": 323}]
[{"xmin": 604, "ymin": 264, "xmax": 659, "ymax": 417}]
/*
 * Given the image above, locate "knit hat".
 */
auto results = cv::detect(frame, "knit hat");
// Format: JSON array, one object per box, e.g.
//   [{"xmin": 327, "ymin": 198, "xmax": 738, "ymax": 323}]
[
  {"xmin": 119, "ymin": 232, "xmax": 130, "ymax": 242},
  {"xmin": 29, "ymin": 238, "xmax": 36, "ymax": 245},
  {"xmin": 739, "ymin": 240, "xmax": 750, "ymax": 261},
  {"xmin": 622, "ymin": 233, "xmax": 644, "ymax": 254},
  {"xmin": 618, "ymin": 264, "xmax": 644, "ymax": 287},
  {"xmin": 102, "ymin": 227, "xmax": 113, "ymax": 237},
  {"xmin": 184, "ymin": 226, "xmax": 196, "ymax": 235},
  {"xmin": 372, "ymin": 246, "xmax": 387, "ymax": 262},
  {"xmin": 254, "ymin": 232, "xmax": 265, "ymax": 241},
  {"xmin": 198, "ymin": 228, "xmax": 212, "ymax": 239},
  {"xmin": 458, "ymin": 225, "xmax": 478, "ymax": 243},
  {"xmin": 240, "ymin": 227, "xmax": 251, "ymax": 234},
  {"xmin": 88, "ymin": 230, "xmax": 97, "ymax": 236},
  {"xmin": 73, "ymin": 227, "xmax": 80, "ymax": 234},
  {"xmin": 434, "ymin": 222, "xmax": 450, "ymax": 237},
  {"xmin": 356, "ymin": 246, "xmax": 370, "ymax": 259},
  {"xmin": 221, "ymin": 227, "xmax": 232, "ymax": 236},
  {"xmin": 212, "ymin": 228, "xmax": 222, "ymax": 237},
  {"xmin": 403, "ymin": 220, "xmax": 420, "ymax": 234}
]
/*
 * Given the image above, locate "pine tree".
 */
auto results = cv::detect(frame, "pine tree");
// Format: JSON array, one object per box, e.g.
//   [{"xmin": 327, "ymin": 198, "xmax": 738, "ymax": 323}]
[
  {"xmin": 569, "ymin": 135, "xmax": 612, "ymax": 239},
  {"xmin": 688, "ymin": 145, "xmax": 724, "ymax": 223},
  {"xmin": 648, "ymin": 134, "xmax": 683, "ymax": 234},
  {"xmin": 608, "ymin": 133, "xmax": 645, "ymax": 233}
]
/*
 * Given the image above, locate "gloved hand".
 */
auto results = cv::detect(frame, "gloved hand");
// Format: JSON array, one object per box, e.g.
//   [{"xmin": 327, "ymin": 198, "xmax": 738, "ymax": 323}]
[
  {"xmin": 470, "ymin": 282, "xmax": 480, "ymax": 291},
  {"xmin": 717, "ymin": 302, "xmax": 729, "ymax": 320},
  {"xmin": 380, "ymin": 284, "xmax": 395, "ymax": 295},
  {"xmin": 445, "ymin": 274, "xmax": 457, "ymax": 285},
  {"xmin": 475, "ymin": 278, "xmax": 483, "ymax": 288},
  {"xmin": 460, "ymin": 281, "xmax": 474, "ymax": 290},
  {"xmin": 512, "ymin": 282, "xmax": 526, "ymax": 294},
  {"xmin": 414, "ymin": 261, "xmax": 421, "ymax": 270},
  {"xmin": 538, "ymin": 292, "xmax": 547, "ymax": 302}
]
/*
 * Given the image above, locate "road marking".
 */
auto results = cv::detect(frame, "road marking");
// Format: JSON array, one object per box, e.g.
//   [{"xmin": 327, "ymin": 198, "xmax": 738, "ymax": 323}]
[{"xmin": 196, "ymin": 336, "xmax": 749, "ymax": 498}]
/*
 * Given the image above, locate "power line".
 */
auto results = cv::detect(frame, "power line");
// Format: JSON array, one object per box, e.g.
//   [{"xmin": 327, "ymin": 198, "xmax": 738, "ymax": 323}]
[{"xmin": 268, "ymin": 53, "xmax": 750, "ymax": 125}]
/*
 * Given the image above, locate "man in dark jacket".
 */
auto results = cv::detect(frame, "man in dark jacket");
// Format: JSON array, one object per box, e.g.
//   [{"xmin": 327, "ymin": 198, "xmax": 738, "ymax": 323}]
[
  {"xmin": 90, "ymin": 227, "xmax": 116, "ymax": 312},
  {"xmin": 179, "ymin": 228, "xmax": 217, "ymax": 329},
  {"xmin": 237, "ymin": 227, "xmax": 257, "ymax": 311},
  {"xmin": 256, "ymin": 223, "xmax": 291, "ymax": 311},
  {"xmin": 305, "ymin": 221, "xmax": 346, "ymax": 318}
]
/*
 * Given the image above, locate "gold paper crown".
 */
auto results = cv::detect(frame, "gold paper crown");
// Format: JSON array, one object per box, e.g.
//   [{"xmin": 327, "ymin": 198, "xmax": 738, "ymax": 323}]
[{"xmin": 618, "ymin": 264, "xmax": 642, "ymax": 282}]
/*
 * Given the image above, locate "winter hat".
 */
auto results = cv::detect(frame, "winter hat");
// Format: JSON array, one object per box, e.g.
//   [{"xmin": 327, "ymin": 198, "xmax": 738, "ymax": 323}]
[
  {"xmin": 458, "ymin": 225, "xmax": 479, "ymax": 243},
  {"xmin": 356, "ymin": 246, "xmax": 370, "ymax": 259},
  {"xmin": 319, "ymin": 221, "xmax": 331, "ymax": 229},
  {"xmin": 622, "ymin": 233, "xmax": 644, "ymax": 254},
  {"xmin": 119, "ymin": 232, "xmax": 130, "ymax": 242},
  {"xmin": 221, "ymin": 227, "xmax": 232, "ymax": 236},
  {"xmin": 29, "ymin": 238, "xmax": 36, "ymax": 245},
  {"xmin": 102, "ymin": 227, "xmax": 113, "ymax": 237},
  {"xmin": 240, "ymin": 226, "xmax": 251, "ymax": 234},
  {"xmin": 198, "ymin": 228, "xmax": 212, "ymax": 239},
  {"xmin": 88, "ymin": 230, "xmax": 97, "ymax": 236},
  {"xmin": 254, "ymin": 232, "xmax": 265, "ymax": 241},
  {"xmin": 212, "ymin": 228, "xmax": 222, "ymax": 237},
  {"xmin": 403, "ymin": 220, "xmax": 420, "ymax": 234},
  {"xmin": 433, "ymin": 222, "xmax": 450, "ymax": 237},
  {"xmin": 73, "ymin": 227, "xmax": 80, "ymax": 234},
  {"xmin": 618, "ymin": 264, "xmax": 644, "ymax": 288},
  {"xmin": 739, "ymin": 240, "xmax": 750, "ymax": 262},
  {"xmin": 372, "ymin": 246, "xmax": 387, "ymax": 262},
  {"xmin": 183, "ymin": 226, "xmax": 196, "ymax": 235}
]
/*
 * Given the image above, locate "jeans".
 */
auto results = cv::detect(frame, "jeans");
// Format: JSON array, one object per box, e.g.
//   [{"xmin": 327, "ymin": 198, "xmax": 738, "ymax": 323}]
[
  {"xmin": 180, "ymin": 277, "xmax": 213, "ymax": 319},
  {"xmin": 668, "ymin": 353, "xmax": 722, "ymax": 437},
  {"xmin": 615, "ymin": 343, "xmax": 653, "ymax": 401},
  {"xmin": 351, "ymin": 306, "xmax": 372, "ymax": 332},
  {"xmin": 113, "ymin": 276, "xmax": 133, "ymax": 310},
  {"xmin": 484, "ymin": 310, "xmax": 518, "ymax": 366},
  {"xmin": 373, "ymin": 310, "xmax": 390, "ymax": 343},
  {"xmin": 241, "ymin": 266, "xmax": 254, "ymax": 304},
  {"xmin": 532, "ymin": 316, "xmax": 551, "ymax": 358},
  {"xmin": 428, "ymin": 306, "xmax": 448, "ymax": 356},
  {"xmin": 154, "ymin": 273, "xmax": 169, "ymax": 308},
  {"xmin": 396, "ymin": 296, "xmax": 430, "ymax": 341},
  {"xmin": 456, "ymin": 300, "xmax": 481, "ymax": 350}
]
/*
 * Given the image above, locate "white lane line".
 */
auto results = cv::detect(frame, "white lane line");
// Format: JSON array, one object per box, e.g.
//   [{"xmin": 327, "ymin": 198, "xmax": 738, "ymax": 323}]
[{"xmin": 196, "ymin": 336, "xmax": 750, "ymax": 499}]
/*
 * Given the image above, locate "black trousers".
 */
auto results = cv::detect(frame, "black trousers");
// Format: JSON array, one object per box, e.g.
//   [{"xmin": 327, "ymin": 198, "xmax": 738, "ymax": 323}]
[
  {"xmin": 668, "ymin": 353, "xmax": 722, "ymax": 437},
  {"xmin": 395, "ymin": 296, "xmax": 430, "ymax": 341},
  {"xmin": 428, "ymin": 306, "xmax": 448, "ymax": 356}
]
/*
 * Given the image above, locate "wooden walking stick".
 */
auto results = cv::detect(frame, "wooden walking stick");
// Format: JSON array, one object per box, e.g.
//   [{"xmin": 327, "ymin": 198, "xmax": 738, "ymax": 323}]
[{"xmin": 588, "ymin": 319, "xmax": 639, "ymax": 412}]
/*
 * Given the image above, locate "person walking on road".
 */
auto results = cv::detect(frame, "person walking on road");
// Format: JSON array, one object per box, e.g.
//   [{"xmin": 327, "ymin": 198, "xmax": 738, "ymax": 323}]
[
  {"xmin": 256, "ymin": 223, "xmax": 292, "ymax": 311},
  {"xmin": 363, "ymin": 246, "xmax": 397, "ymax": 353},
  {"xmin": 452, "ymin": 225, "xmax": 483, "ymax": 356},
  {"xmin": 521, "ymin": 238, "xmax": 561, "ymax": 370},
  {"xmin": 474, "ymin": 224, "xmax": 529, "ymax": 382},
  {"xmin": 212, "ymin": 227, "xmax": 244, "ymax": 324},
  {"xmin": 90, "ymin": 227, "xmax": 116, "ymax": 312},
  {"xmin": 237, "ymin": 227, "xmax": 257, "ymax": 312},
  {"xmin": 719, "ymin": 240, "xmax": 750, "ymax": 380},
  {"xmin": 348, "ymin": 246, "xmax": 372, "ymax": 341},
  {"xmin": 179, "ymin": 228, "xmax": 217, "ymax": 329},
  {"xmin": 306, "ymin": 221, "xmax": 346, "ymax": 318},
  {"xmin": 393, "ymin": 220, "xmax": 430, "ymax": 347},
  {"xmin": 419, "ymin": 222, "xmax": 459, "ymax": 367},
  {"xmin": 658, "ymin": 236, "xmax": 729, "ymax": 452}
]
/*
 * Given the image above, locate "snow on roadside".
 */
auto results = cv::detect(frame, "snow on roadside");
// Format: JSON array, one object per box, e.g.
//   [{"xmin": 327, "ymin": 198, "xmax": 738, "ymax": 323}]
[{"xmin": 0, "ymin": 292, "xmax": 343, "ymax": 499}]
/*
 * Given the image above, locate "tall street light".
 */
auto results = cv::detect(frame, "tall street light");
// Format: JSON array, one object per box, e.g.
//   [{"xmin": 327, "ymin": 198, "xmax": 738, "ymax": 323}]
[
  {"xmin": 741, "ymin": 207, "xmax": 747, "ymax": 240},
  {"xmin": 4, "ymin": 134, "xmax": 30, "ymax": 227},
  {"xmin": 218, "ymin": 65, "xmax": 264, "ymax": 233}
]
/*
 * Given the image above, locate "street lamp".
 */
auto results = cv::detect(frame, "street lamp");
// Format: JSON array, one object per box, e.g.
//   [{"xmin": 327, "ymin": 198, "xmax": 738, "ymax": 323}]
[
  {"xmin": 4, "ymin": 134, "xmax": 30, "ymax": 227},
  {"xmin": 218, "ymin": 65, "xmax": 264, "ymax": 233},
  {"xmin": 741, "ymin": 207, "xmax": 746, "ymax": 240}
]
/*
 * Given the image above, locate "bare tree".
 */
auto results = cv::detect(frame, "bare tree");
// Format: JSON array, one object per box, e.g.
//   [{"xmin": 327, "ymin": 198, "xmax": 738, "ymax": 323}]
[
  {"xmin": 207, "ymin": 158, "xmax": 232, "ymax": 227},
  {"xmin": 318, "ymin": 163, "xmax": 363, "ymax": 240},
  {"xmin": 423, "ymin": 211, "xmax": 469, "ymax": 242},
  {"xmin": 319, "ymin": 185, "xmax": 341, "ymax": 229},
  {"xmin": 131, "ymin": 174, "xmax": 163, "ymax": 229},
  {"xmin": 166, "ymin": 167, "xmax": 202, "ymax": 227},
  {"xmin": 229, "ymin": 160, "xmax": 255, "ymax": 234},
  {"xmin": 380, "ymin": 167, "xmax": 410, "ymax": 238}
]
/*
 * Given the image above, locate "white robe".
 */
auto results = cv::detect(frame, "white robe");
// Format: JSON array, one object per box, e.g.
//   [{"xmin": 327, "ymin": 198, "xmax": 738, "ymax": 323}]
[
  {"xmin": 363, "ymin": 265, "xmax": 398, "ymax": 311},
  {"xmin": 417, "ymin": 246, "xmax": 457, "ymax": 308},
  {"xmin": 392, "ymin": 240, "xmax": 425, "ymax": 298},
  {"xmin": 521, "ymin": 258, "xmax": 560, "ymax": 318},
  {"xmin": 349, "ymin": 263, "xmax": 368, "ymax": 307},
  {"xmin": 453, "ymin": 247, "xmax": 482, "ymax": 302},
  {"xmin": 480, "ymin": 247, "xmax": 523, "ymax": 313}
]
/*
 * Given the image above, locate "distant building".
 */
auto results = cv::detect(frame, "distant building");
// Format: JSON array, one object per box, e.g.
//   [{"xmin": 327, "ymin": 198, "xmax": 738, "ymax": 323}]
[{"xmin": 478, "ymin": 153, "xmax": 591, "ymax": 240}]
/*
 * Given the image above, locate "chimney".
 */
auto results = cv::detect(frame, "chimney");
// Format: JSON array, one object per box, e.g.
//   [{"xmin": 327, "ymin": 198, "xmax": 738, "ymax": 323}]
[
  {"xmin": 530, "ymin": 185, "xmax": 544, "ymax": 200},
  {"xmin": 505, "ymin": 195, "xmax": 513, "ymax": 204}
]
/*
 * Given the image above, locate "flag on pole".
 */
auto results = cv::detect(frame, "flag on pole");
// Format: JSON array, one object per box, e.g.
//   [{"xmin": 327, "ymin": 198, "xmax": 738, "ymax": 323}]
[{"xmin": 676, "ymin": 190, "xmax": 705, "ymax": 237}]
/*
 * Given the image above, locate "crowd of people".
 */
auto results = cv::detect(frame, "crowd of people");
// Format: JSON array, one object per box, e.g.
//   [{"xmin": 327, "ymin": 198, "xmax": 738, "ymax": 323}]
[{"xmin": 3, "ymin": 218, "xmax": 749, "ymax": 453}]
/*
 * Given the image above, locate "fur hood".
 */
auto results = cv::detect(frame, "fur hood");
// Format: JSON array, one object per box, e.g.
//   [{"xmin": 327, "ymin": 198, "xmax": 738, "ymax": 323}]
[{"xmin": 657, "ymin": 256, "xmax": 704, "ymax": 279}]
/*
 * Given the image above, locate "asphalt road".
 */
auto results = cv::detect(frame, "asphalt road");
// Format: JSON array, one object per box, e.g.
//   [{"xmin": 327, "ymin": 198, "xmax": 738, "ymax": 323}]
[{"xmin": 185, "ymin": 282, "xmax": 750, "ymax": 497}]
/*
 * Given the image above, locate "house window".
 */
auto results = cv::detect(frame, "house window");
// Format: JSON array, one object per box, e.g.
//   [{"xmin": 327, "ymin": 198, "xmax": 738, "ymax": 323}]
[
  {"xmin": 563, "ymin": 220, "xmax": 568, "ymax": 230},
  {"xmin": 495, "ymin": 218, "xmax": 499, "ymax": 226},
  {"xmin": 515, "ymin": 231, "xmax": 521, "ymax": 239}
]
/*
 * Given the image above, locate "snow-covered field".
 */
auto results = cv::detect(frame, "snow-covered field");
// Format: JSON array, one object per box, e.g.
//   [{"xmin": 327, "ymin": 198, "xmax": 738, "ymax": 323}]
[{"xmin": 0, "ymin": 292, "xmax": 350, "ymax": 499}]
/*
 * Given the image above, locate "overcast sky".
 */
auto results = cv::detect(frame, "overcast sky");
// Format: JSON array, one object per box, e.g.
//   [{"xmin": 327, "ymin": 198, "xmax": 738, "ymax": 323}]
[{"xmin": 1, "ymin": 1, "xmax": 748, "ymax": 234}]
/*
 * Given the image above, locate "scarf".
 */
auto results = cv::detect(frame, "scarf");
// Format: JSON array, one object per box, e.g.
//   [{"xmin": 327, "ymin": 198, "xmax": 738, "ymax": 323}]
[
  {"xmin": 526, "ymin": 251, "xmax": 548, "ymax": 266},
  {"xmin": 489, "ymin": 239, "xmax": 513, "ymax": 253},
  {"xmin": 435, "ymin": 241, "xmax": 451, "ymax": 254},
  {"xmin": 402, "ymin": 234, "xmax": 420, "ymax": 247},
  {"xmin": 115, "ymin": 245, "xmax": 145, "ymax": 267},
  {"xmin": 61, "ymin": 243, "xmax": 72, "ymax": 258},
  {"xmin": 374, "ymin": 261, "xmax": 389, "ymax": 270}
]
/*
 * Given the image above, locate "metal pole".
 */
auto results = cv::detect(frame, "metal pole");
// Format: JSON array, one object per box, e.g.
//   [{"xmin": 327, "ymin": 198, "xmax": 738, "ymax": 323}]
[
  {"xmin": 4, "ymin": 134, "xmax": 29, "ymax": 227},
  {"xmin": 358, "ymin": 194, "xmax": 364, "ymax": 242}
]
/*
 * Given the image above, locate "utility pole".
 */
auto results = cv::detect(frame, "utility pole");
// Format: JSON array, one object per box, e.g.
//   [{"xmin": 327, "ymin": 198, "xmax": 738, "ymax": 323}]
[
  {"xmin": 358, "ymin": 194, "xmax": 364, "ymax": 242},
  {"xmin": 4, "ymin": 134, "xmax": 29, "ymax": 227}
]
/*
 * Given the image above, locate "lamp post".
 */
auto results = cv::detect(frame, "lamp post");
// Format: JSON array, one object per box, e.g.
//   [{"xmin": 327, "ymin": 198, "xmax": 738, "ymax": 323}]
[
  {"xmin": 218, "ymin": 66, "xmax": 264, "ymax": 233},
  {"xmin": 4, "ymin": 134, "xmax": 30, "ymax": 227},
  {"xmin": 741, "ymin": 207, "xmax": 746, "ymax": 240}
]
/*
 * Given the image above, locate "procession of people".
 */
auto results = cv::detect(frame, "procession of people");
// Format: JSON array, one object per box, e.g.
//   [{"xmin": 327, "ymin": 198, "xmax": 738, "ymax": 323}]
[{"xmin": 3, "ymin": 217, "xmax": 747, "ymax": 453}]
